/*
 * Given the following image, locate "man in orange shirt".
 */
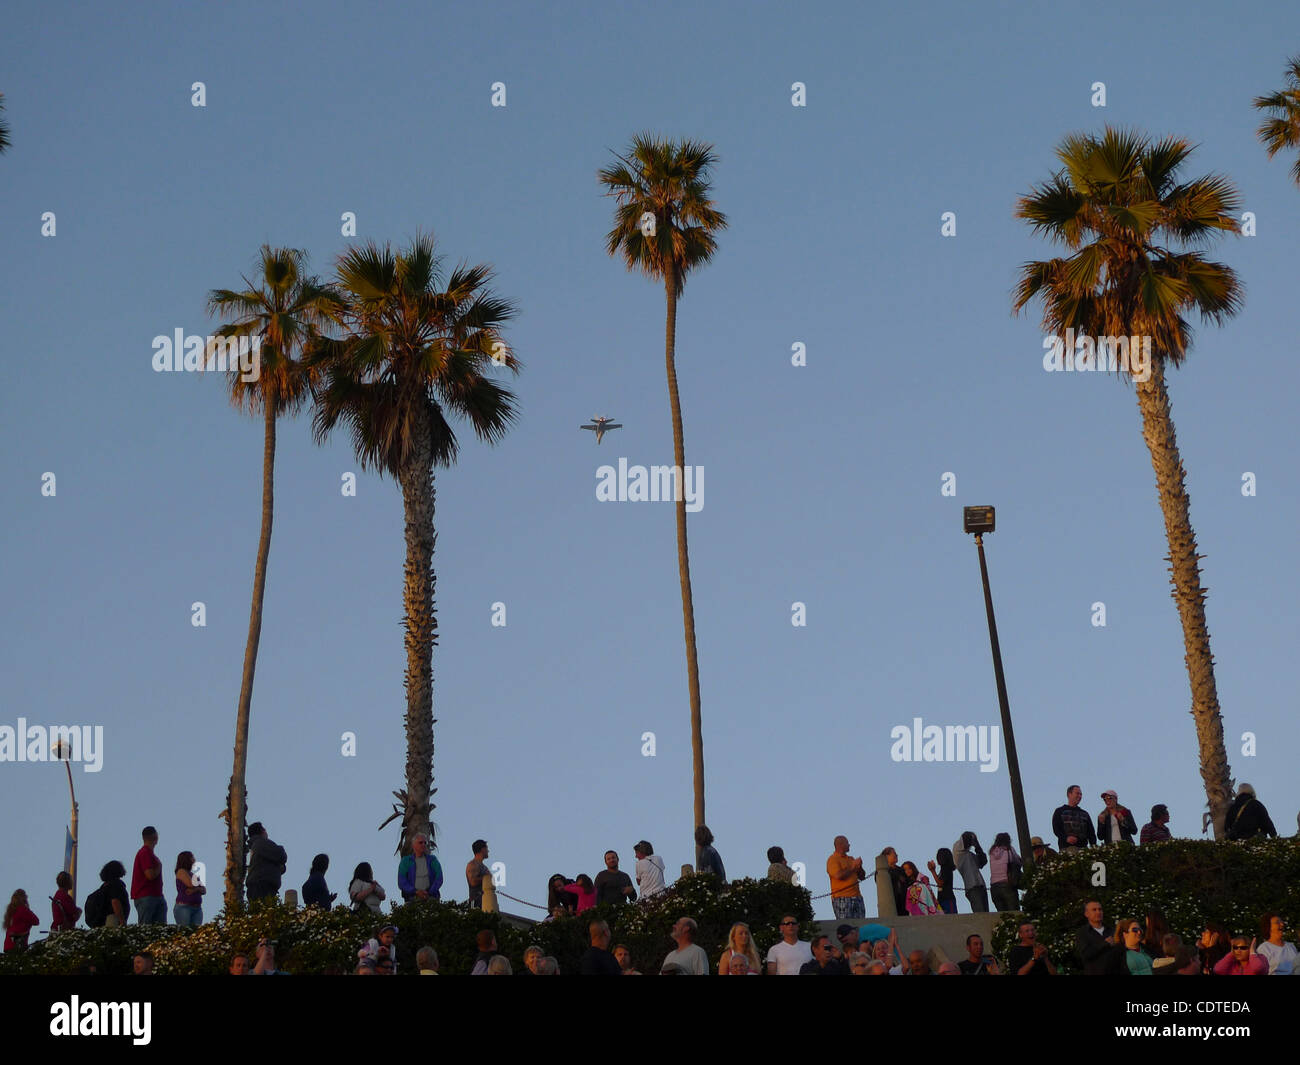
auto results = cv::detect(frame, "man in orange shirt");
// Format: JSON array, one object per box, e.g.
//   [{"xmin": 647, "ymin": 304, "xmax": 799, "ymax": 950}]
[{"xmin": 826, "ymin": 836, "xmax": 866, "ymax": 920}]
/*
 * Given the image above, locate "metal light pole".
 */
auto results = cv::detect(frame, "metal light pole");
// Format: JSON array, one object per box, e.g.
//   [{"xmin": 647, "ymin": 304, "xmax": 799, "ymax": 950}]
[
  {"xmin": 963, "ymin": 507, "xmax": 1034, "ymax": 869},
  {"xmin": 54, "ymin": 740, "xmax": 79, "ymax": 900}
]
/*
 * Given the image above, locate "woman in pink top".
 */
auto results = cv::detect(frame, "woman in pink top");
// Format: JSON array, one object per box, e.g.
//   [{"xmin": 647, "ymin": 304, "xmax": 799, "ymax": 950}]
[
  {"xmin": 1213, "ymin": 937, "xmax": 1268, "ymax": 974},
  {"xmin": 4, "ymin": 890, "xmax": 40, "ymax": 952},
  {"xmin": 560, "ymin": 874, "xmax": 597, "ymax": 913}
]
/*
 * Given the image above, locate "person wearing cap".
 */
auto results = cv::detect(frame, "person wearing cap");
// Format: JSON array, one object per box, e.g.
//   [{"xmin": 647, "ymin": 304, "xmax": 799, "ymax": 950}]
[
  {"xmin": 1097, "ymin": 789, "xmax": 1137, "ymax": 845},
  {"xmin": 358, "ymin": 924, "xmax": 398, "ymax": 973},
  {"xmin": 1029, "ymin": 836, "xmax": 1057, "ymax": 863},
  {"xmin": 1051, "ymin": 785, "xmax": 1097, "ymax": 851},
  {"xmin": 1224, "ymin": 783, "xmax": 1277, "ymax": 840},
  {"xmin": 836, "ymin": 924, "xmax": 858, "ymax": 955},
  {"xmin": 1140, "ymin": 804, "xmax": 1172, "ymax": 844}
]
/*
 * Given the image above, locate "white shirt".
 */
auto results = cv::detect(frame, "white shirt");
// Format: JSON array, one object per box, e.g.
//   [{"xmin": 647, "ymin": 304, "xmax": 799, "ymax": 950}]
[
  {"xmin": 1257, "ymin": 941, "xmax": 1300, "ymax": 975},
  {"xmin": 661, "ymin": 943, "xmax": 709, "ymax": 975},
  {"xmin": 765, "ymin": 939, "xmax": 814, "ymax": 975},
  {"xmin": 636, "ymin": 855, "xmax": 667, "ymax": 897}
]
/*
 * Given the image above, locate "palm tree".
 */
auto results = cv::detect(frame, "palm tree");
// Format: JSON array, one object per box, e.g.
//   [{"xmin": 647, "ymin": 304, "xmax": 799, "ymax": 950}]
[
  {"xmin": 1014, "ymin": 128, "xmax": 1242, "ymax": 837},
  {"xmin": 1254, "ymin": 56, "xmax": 1300, "ymax": 185},
  {"xmin": 0, "ymin": 93, "xmax": 11, "ymax": 154},
  {"xmin": 207, "ymin": 247, "xmax": 333, "ymax": 912},
  {"xmin": 310, "ymin": 234, "xmax": 518, "ymax": 856},
  {"xmin": 598, "ymin": 135, "xmax": 727, "ymax": 854}
]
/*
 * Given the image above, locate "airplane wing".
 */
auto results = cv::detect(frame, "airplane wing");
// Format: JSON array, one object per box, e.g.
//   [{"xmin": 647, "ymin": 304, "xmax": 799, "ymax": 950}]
[
  {"xmin": 606, "ymin": 423, "xmax": 622, "ymax": 430},
  {"xmin": 580, "ymin": 424, "xmax": 597, "ymax": 431}
]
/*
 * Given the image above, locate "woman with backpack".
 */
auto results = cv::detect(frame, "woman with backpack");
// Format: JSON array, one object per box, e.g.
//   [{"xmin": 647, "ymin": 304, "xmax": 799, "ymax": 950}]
[
  {"xmin": 3, "ymin": 890, "xmax": 40, "ymax": 951},
  {"xmin": 988, "ymin": 832, "xmax": 1022, "ymax": 912},
  {"xmin": 84, "ymin": 861, "xmax": 129, "ymax": 928}
]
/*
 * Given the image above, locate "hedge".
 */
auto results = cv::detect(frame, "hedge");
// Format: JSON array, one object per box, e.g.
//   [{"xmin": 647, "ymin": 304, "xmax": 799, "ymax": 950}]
[
  {"xmin": 0, "ymin": 873, "xmax": 817, "ymax": 975},
  {"xmin": 989, "ymin": 837, "xmax": 1300, "ymax": 971}
]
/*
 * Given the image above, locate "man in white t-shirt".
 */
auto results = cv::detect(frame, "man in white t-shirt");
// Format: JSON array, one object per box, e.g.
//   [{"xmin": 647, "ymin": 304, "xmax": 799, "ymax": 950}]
[
  {"xmin": 765, "ymin": 915, "xmax": 814, "ymax": 975},
  {"xmin": 660, "ymin": 917, "xmax": 709, "ymax": 974},
  {"xmin": 634, "ymin": 840, "xmax": 668, "ymax": 899}
]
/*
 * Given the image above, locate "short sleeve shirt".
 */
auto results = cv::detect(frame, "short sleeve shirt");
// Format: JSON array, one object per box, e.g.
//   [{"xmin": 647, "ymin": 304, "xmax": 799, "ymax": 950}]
[{"xmin": 766, "ymin": 939, "xmax": 814, "ymax": 975}]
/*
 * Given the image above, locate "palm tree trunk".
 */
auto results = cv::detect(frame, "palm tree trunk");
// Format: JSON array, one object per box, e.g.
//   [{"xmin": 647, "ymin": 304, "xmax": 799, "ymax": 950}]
[
  {"xmin": 1135, "ymin": 358, "xmax": 1233, "ymax": 837},
  {"xmin": 224, "ymin": 399, "xmax": 276, "ymax": 912},
  {"xmin": 664, "ymin": 265, "xmax": 706, "ymax": 854},
  {"xmin": 397, "ymin": 418, "xmax": 437, "ymax": 855}
]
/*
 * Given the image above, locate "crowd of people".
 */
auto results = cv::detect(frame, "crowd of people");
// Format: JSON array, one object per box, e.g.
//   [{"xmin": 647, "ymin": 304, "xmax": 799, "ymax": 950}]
[
  {"xmin": 3, "ymin": 782, "xmax": 1294, "ymax": 973},
  {"xmin": 824, "ymin": 782, "xmax": 1285, "ymax": 922}
]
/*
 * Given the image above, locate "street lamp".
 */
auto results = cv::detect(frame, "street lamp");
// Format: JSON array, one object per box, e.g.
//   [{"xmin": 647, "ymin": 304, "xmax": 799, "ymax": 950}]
[
  {"xmin": 52, "ymin": 740, "xmax": 79, "ymax": 901},
  {"xmin": 963, "ymin": 506, "xmax": 1034, "ymax": 868}
]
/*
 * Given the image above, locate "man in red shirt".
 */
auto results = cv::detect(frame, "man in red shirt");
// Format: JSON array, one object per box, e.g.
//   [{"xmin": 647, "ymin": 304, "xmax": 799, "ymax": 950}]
[{"xmin": 131, "ymin": 826, "xmax": 166, "ymax": 925}]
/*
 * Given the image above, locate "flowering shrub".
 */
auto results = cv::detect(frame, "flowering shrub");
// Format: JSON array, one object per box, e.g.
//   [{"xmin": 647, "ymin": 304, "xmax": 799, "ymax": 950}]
[
  {"xmin": 0, "ymin": 876, "xmax": 816, "ymax": 974},
  {"xmin": 522, "ymin": 874, "xmax": 817, "ymax": 974},
  {"xmin": 990, "ymin": 837, "xmax": 1300, "ymax": 970}
]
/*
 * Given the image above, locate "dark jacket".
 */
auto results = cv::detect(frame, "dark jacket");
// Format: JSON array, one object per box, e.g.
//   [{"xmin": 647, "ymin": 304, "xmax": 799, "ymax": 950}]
[
  {"xmin": 1052, "ymin": 804, "xmax": 1097, "ymax": 849},
  {"xmin": 886, "ymin": 865, "xmax": 909, "ymax": 916},
  {"xmin": 579, "ymin": 946, "xmax": 623, "ymax": 975},
  {"xmin": 696, "ymin": 845, "xmax": 726, "ymax": 883},
  {"xmin": 1075, "ymin": 923, "xmax": 1127, "ymax": 975},
  {"xmin": 247, "ymin": 835, "xmax": 287, "ymax": 891},
  {"xmin": 1097, "ymin": 806, "xmax": 1138, "ymax": 844},
  {"xmin": 301, "ymin": 872, "xmax": 332, "ymax": 909},
  {"xmin": 799, "ymin": 956, "xmax": 850, "ymax": 975},
  {"xmin": 1224, "ymin": 793, "xmax": 1277, "ymax": 840}
]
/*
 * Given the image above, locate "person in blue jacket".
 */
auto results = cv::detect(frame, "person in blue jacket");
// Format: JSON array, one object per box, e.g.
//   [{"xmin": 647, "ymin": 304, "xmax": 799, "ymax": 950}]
[{"xmin": 398, "ymin": 833, "xmax": 443, "ymax": 901}]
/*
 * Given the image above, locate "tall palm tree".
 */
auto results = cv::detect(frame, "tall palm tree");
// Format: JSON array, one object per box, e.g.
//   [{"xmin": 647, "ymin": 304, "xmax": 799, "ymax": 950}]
[
  {"xmin": 1254, "ymin": 56, "xmax": 1300, "ymax": 185},
  {"xmin": 1014, "ymin": 128, "xmax": 1242, "ymax": 837},
  {"xmin": 310, "ymin": 234, "xmax": 518, "ymax": 857},
  {"xmin": 0, "ymin": 93, "xmax": 11, "ymax": 154},
  {"xmin": 208, "ymin": 247, "xmax": 333, "ymax": 912},
  {"xmin": 598, "ymin": 135, "xmax": 727, "ymax": 853}
]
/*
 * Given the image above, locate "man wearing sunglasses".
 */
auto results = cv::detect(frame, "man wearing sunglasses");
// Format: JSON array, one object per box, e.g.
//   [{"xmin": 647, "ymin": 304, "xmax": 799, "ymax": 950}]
[{"xmin": 764, "ymin": 916, "xmax": 814, "ymax": 975}]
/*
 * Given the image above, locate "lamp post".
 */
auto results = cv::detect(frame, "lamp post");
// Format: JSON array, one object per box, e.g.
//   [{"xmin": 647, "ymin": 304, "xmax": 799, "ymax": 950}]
[
  {"xmin": 53, "ymin": 740, "xmax": 79, "ymax": 900},
  {"xmin": 963, "ymin": 506, "xmax": 1034, "ymax": 868}
]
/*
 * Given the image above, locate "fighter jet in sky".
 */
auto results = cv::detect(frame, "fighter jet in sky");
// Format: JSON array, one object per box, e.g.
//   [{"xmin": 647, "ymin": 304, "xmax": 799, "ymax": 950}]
[{"xmin": 580, "ymin": 415, "xmax": 622, "ymax": 444}]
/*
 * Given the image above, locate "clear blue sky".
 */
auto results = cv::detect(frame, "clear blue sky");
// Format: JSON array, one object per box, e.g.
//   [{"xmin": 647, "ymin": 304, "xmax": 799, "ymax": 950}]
[{"xmin": 3, "ymin": 0, "xmax": 1298, "ymax": 923}]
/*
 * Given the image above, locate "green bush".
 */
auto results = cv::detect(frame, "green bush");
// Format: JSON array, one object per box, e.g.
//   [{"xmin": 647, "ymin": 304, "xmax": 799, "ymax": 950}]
[
  {"xmin": 521, "ymin": 874, "xmax": 817, "ymax": 974},
  {"xmin": 0, "ymin": 875, "xmax": 816, "ymax": 975},
  {"xmin": 990, "ymin": 837, "xmax": 1300, "ymax": 971}
]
